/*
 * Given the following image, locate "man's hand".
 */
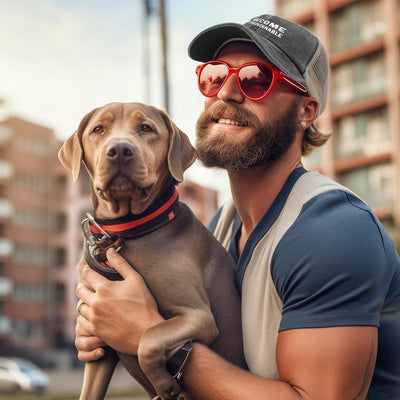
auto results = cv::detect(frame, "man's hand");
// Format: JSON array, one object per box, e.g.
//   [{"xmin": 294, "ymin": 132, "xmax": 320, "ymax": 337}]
[
  {"xmin": 75, "ymin": 248, "xmax": 164, "ymax": 357},
  {"xmin": 75, "ymin": 315, "xmax": 107, "ymax": 362}
]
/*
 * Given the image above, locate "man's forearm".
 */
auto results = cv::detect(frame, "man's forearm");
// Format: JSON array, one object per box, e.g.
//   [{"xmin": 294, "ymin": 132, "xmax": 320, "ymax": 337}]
[{"xmin": 181, "ymin": 343, "xmax": 301, "ymax": 400}]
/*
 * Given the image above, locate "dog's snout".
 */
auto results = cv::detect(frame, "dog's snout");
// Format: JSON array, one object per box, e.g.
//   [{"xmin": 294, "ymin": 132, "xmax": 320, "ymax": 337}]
[{"xmin": 106, "ymin": 142, "xmax": 135, "ymax": 163}]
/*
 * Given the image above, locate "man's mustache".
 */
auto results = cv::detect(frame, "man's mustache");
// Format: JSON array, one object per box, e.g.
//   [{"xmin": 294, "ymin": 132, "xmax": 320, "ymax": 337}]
[{"xmin": 196, "ymin": 102, "xmax": 260, "ymax": 130}]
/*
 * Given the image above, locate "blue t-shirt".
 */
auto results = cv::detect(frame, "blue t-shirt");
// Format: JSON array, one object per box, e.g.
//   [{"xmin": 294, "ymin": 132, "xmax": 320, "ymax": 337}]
[{"xmin": 209, "ymin": 168, "xmax": 400, "ymax": 399}]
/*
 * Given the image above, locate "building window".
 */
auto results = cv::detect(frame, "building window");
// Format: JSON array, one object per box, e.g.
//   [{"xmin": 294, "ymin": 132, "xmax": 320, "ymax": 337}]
[
  {"xmin": 15, "ymin": 170, "xmax": 51, "ymax": 193},
  {"xmin": 334, "ymin": 107, "xmax": 390, "ymax": 159},
  {"xmin": 55, "ymin": 247, "xmax": 66, "ymax": 267},
  {"xmin": 338, "ymin": 163, "xmax": 394, "ymax": 208},
  {"xmin": 12, "ymin": 283, "xmax": 47, "ymax": 303},
  {"xmin": 330, "ymin": 0, "xmax": 385, "ymax": 52},
  {"xmin": 13, "ymin": 245, "xmax": 48, "ymax": 266},
  {"xmin": 54, "ymin": 282, "xmax": 66, "ymax": 305},
  {"xmin": 331, "ymin": 52, "xmax": 386, "ymax": 105},
  {"xmin": 12, "ymin": 319, "xmax": 45, "ymax": 339},
  {"xmin": 279, "ymin": 0, "xmax": 313, "ymax": 17},
  {"xmin": 30, "ymin": 321, "xmax": 45, "ymax": 338},
  {"xmin": 13, "ymin": 209, "xmax": 49, "ymax": 230},
  {"xmin": 15, "ymin": 136, "xmax": 50, "ymax": 157},
  {"xmin": 55, "ymin": 212, "xmax": 66, "ymax": 232},
  {"xmin": 13, "ymin": 319, "xmax": 29, "ymax": 338},
  {"xmin": 55, "ymin": 175, "xmax": 67, "ymax": 193}
]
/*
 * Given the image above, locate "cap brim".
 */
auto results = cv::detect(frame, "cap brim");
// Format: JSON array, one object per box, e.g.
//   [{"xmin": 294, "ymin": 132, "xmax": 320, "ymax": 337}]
[{"xmin": 188, "ymin": 22, "xmax": 305, "ymax": 85}]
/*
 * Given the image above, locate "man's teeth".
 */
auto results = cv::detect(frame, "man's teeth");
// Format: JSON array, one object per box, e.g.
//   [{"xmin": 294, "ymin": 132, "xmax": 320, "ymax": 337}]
[{"xmin": 217, "ymin": 118, "xmax": 241, "ymax": 126}]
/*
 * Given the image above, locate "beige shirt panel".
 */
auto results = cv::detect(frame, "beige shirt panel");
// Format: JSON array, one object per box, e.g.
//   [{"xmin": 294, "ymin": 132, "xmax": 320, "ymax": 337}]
[{"xmin": 213, "ymin": 171, "xmax": 348, "ymax": 379}]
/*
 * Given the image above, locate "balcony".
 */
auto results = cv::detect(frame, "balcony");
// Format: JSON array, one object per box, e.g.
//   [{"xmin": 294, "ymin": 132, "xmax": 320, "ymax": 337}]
[
  {"xmin": 0, "ymin": 199, "xmax": 13, "ymax": 219},
  {"xmin": 0, "ymin": 277, "xmax": 11, "ymax": 296},
  {"xmin": 0, "ymin": 126, "xmax": 11, "ymax": 145},
  {"xmin": 0, "ymin": 316, "xmax": 11, "ymax": 337},
  {"xmin": 0, "ymin": 238, "xmax": 12, "ymax": 258},
  {"xmin": 0, "ymin": 160, "xmax": 12, "ymax": 182}
]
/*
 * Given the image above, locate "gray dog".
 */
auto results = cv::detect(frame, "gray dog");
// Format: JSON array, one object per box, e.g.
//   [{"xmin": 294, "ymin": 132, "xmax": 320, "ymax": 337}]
[{"xmin": 58, "ymin": 102, "xmax": 246, "ymax": 400}]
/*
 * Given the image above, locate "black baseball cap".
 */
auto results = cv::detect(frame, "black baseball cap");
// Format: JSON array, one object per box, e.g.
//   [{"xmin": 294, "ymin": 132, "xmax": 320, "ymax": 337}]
[{"xmin": 188, "ymin": 14, "xmax": 329, "ymax": 115}]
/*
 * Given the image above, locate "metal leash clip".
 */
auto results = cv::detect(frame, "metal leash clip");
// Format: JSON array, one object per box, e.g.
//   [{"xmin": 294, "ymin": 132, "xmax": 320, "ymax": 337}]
[
  {"xmin": 81, "ymin": 212, "xmax": 124, "ymax": 281},
  {"xmin": 81, "ymin": 212, "xmax": 113, "ymax": 246}
]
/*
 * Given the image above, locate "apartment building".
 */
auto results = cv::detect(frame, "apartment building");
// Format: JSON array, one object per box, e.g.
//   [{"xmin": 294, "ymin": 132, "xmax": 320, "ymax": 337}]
[
  {"xmin": 275, "ymin": 0, "xmax": 400, "ymax": 246},
  {"xmin": 0, "ymin": 116, "xmax": 63, "ymax": 355}
]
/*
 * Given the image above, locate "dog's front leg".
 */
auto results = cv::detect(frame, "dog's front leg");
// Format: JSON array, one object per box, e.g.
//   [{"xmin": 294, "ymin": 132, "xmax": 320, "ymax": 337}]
[
  {"xmin": 138, "ymin": 308, "xmax": 218, "ymax": 400},
  {"xmin": 80, "ymin": 346, "xmax": 119, "ymax": 400}
]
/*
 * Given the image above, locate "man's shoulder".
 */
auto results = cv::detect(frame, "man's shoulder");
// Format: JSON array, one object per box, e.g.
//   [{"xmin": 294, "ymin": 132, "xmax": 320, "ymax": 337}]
[
  {"xmin": 281, "ymin": 188, "xmax": 382, "ymax": 252},
  {"xmin": 272, "ymin": 188, "xmax": 395, "ymax": 287}
]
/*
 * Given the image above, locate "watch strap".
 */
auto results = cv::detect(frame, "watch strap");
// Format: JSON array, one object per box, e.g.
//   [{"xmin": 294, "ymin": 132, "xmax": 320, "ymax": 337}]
[{"xmin": 166, "ymin": 341, "xmax": 193, "ymax": 382}]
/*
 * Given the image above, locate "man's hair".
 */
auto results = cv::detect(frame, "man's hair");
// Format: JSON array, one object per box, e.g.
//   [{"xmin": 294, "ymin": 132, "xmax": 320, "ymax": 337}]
[{"xmin": 302, "ymin": 123, "xmax": 331, "ymax": 156}]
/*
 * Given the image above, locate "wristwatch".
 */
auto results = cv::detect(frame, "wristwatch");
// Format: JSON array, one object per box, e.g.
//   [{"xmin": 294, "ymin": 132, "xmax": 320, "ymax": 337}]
[{"xmin": 166, "ymin": 341, "xmax": 193, "ymax": 383}]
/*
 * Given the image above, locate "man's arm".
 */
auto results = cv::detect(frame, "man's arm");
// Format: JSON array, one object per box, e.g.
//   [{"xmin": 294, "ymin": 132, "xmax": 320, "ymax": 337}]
[
  {"xmin": 182, "ymin": 326, "xmax": 377, "ymax": 400},
  {"xmin": 76, "ymin": 249, "xmax": 377, "ymax": 399}
]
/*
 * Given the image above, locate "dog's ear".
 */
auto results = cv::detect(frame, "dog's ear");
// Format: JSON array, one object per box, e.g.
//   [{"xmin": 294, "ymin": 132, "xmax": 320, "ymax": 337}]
[
  {"xmin": 161, "ymin": 111, "xmax": 197, "ymax": 183},
  {"xmin": 58, "ymin": 131, "xmax": 82, "ymax": 182},
  {"xmin": 58, "ymin": 108, "xmax": 98, "ymax": 182}
]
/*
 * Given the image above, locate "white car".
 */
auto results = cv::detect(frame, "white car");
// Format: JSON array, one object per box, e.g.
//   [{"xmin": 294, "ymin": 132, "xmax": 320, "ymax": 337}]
[{"xmin": 0, "ymin": 357, "xmax": 49, "ymax": 393}]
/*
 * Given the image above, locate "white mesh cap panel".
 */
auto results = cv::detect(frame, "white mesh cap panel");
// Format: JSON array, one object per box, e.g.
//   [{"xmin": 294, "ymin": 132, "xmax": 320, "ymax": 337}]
[{"xmin": 304, "ymin": 42, "xmax": 330, "ymax": 116}]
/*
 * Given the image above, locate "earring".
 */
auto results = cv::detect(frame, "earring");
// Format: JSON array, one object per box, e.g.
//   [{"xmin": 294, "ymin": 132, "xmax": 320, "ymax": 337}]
[{"xmin": 300, "ymin": 121, "xmax": 307, "ymax": 128}]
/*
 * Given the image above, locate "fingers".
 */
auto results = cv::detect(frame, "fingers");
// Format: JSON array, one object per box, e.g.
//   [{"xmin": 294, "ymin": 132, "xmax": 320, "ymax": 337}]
[
  {"xmin": 75, "ymin": 315, "xmax": 106, "ymax": 362},
  {"xmin": 80, "ymin": 249, "xmax": 143, "ymax": 290},
  {"xmin": 105, "ymin": 248, "xmax": 136, "ymax": 280},
  {"xmin": 80, "ymin": 263, "xmax": 108, "ymax": 292},
  {"xmin": 79, "ymin": 248, "xmax": 139, "ymax": 289},
  {"xmin": 76, "ymin": 282, "xmax": 95, "ymax": 309},
  {"xmin": 77, "ymin": 347, "xmax": 105, "ymax": 363}
]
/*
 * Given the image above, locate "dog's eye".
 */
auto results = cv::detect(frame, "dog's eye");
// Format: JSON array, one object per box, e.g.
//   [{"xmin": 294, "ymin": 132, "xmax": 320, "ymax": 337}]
[
  {"xmin": 93, "ymin": 126, "xmax": 105, "ymax": 135},
  {"xmin": 140, "ymin": 124, "xmax": 155, "ymax": 135}
]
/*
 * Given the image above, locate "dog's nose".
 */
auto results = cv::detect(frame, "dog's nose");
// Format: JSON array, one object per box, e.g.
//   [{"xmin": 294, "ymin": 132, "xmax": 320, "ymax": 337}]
[{"xmin": 106, "ymin": 142, "xmax": 135, "ymax": 164}]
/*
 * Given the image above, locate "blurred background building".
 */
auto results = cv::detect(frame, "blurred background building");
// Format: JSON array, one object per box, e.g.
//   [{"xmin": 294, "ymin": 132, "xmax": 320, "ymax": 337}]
[
  {"xmin": 275, "ymin": 0, "xmax": 400, "ymax": 244},
  {"xmin": 0, "ymin": 117, "xmax": 63, "ymax": 364},
  {"xmin": 0, "ymin": 0, "xmax": 398, "ymax": 367}
]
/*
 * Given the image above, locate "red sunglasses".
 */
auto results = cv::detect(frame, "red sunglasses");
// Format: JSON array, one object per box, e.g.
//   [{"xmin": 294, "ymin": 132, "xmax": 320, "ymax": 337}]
[{"xmin": 196, "ymin": 60, "xmax": 308, "ymax": 101}]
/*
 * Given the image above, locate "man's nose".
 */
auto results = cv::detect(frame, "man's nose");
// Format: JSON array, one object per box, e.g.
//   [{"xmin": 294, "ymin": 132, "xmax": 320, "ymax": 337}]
[{"xmin": 217, "ymin": 74, "xmax": 245, "ymax": 103}]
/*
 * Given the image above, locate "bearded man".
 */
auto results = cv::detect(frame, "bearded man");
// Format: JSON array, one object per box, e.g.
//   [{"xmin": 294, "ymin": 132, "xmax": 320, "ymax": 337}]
[{"xmin": 76, "ymin": 13, "xmax": 400, "ymax": 400}]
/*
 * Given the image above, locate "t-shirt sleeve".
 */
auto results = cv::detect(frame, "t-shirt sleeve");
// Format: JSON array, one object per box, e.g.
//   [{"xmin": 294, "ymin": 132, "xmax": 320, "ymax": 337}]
[{"xmin": 272, "ymin": 190, "xmax": 390, "ymax": 332}]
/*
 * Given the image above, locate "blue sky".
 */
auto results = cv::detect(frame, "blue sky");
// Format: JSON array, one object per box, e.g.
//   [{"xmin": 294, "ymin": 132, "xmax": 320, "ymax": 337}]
[{"xmin": 0, "ymin": 0, "xmax": 273, "ymax": 192}]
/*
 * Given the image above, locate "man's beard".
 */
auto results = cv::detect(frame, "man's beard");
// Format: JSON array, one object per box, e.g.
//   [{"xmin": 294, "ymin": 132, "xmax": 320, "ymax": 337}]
[{"xmin": 195, "ymin": 99, "xmax": 300, "ymax": 171}]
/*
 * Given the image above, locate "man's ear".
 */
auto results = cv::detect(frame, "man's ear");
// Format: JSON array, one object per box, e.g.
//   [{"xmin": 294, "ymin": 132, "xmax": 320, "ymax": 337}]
[
  {"xmin": 58, "ymin": 108, "xmax": 98, "ymax": 181},
  {"xmin": 298, "ymin": 96, "xmax": 319, "ymax": 128}
]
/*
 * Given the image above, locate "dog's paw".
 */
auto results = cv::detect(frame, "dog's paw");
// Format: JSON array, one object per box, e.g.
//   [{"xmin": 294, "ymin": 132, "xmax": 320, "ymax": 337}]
[{"xmin": 155, "ymin": 379, "xmax": 183, "ymax": 400}]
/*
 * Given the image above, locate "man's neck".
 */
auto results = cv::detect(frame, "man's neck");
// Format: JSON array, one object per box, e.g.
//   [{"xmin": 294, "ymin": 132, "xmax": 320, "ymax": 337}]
[{"xmin": 228, "ymin": 154, "xmax": 303, "ymax": 255}]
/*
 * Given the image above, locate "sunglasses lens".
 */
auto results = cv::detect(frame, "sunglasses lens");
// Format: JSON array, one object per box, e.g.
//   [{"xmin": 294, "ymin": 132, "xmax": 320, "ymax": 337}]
[
  {"xmin": 198, "ymin": 62, "xmax": 275, "ymax": 100},
  {"xmin": 198, "ymin": 62, "xmax": 228, "ymax": 97},
  {"xmin": 238, "ymin": 65, "xmax": 273, "ymax": 99}
]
